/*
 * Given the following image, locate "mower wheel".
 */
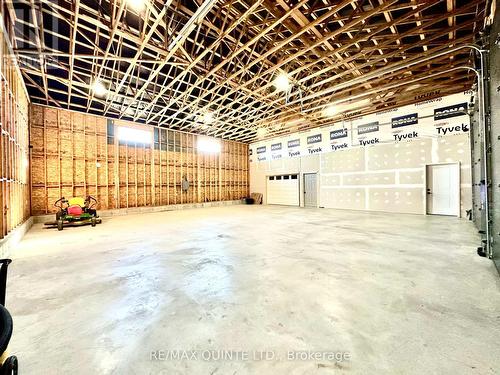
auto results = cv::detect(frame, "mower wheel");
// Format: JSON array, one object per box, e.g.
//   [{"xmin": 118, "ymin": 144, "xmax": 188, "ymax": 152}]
[
  {"xmin": 57, "ymin": 219, "xmax": 64, "ymax": 231},
  {"xmin": 91, "ymin": 217, "xmax": 97, "ymax": 227},
  {"xmin": 0, "ymin": 355, "xmax": 18, "ymax": 375}
]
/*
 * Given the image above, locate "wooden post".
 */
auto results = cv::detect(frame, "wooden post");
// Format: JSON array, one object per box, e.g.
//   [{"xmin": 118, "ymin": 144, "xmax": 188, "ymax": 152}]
[
  {"xmin": 43, "ymin": 108, "xmax": 48, "ymax": 213},
  {"xmin": 0, "ymin": 15, "xmax": 4, "ymax": 238},
  {"xmin": 105, "ymin": 121, "xmax": 109, "ymax": 209},
  {"xmin": 197, "ymin": 135, "xmax": 201, "ymax": 203},
  {"xmin": 57, "ymin": 110, "xmax": 62, "ymax": 201},
  {"xmin": 94, "ymin": 123, "xmax": 98, "ymax": 204},
  {"xmin": 166, "ymin": 130, "xmax": 170, "ymax": 205},
  {"xmin": 114, "ymin": 124, "xmax": 120, "ymax": 209}
]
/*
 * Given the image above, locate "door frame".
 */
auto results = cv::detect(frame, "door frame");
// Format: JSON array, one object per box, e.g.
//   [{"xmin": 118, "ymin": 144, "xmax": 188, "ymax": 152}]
[
  {"xmin": 303, "ymin": 172, "xmax": 319, "ymax": 208},
  {"xmin": 424, "ymin": 162, "xmax": 461, "ymax": 217}
]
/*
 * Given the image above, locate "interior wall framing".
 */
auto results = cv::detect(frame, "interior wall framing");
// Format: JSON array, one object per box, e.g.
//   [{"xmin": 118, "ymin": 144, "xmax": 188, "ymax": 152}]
[
  {"xmin": 0, "ymin": 8, "xmax": 31, "ymax": 239},
  {"xmin": 29, "ymin": 105, "xmax": 249, "ymax": 215}
]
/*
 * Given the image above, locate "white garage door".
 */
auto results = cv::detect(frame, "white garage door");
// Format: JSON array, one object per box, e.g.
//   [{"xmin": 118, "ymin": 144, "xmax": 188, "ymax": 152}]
[{"xmin": 267, "ymin": 174, "xmax": 299, "ymax": 206}]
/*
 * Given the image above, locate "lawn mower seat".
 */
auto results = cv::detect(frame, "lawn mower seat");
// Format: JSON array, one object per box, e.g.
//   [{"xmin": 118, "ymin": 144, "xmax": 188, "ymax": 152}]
[
  {"xmin": 67, "ymin": 197, "xmax": 85, "ymax": 216},
  {"xmin": 0, "ymin": 305, "xmax": 12, "ymax": 358},
  {"xmin": 0, "ymin": 262, "xmax": 12, "ymax": 356},
  {"xmin": 67, "ymin": 206, "xmax": 83, "ymax": 216},
  {"xmin": 0, "ymin": 259, "xmax": 17, "ymax": 375}
]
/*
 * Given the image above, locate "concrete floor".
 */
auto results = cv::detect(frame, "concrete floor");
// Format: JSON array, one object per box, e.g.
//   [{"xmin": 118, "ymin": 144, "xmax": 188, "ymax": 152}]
[{"xmin": 7, "ymin": 205, "xmax": 500, "ymax": 374}]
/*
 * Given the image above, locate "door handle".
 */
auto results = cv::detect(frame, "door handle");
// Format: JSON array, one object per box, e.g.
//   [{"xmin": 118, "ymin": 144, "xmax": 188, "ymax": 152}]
[{"xmin": 426, "ymin": 189, "xmax": 432, "ymax": 195}]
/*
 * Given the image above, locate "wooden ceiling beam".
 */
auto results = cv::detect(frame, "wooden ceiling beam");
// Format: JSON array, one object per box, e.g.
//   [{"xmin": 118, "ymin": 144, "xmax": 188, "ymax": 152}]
[
  {"xmin": 165, "ymin": 0, "xmax": 396, "ymax": 130},
  {"xmin": 10, "ymin": 0, "xmax": 486, "ymax": 141},
  {"xmin": 218, "ymin": 5, "xmax": 482, "ymax": 128}
]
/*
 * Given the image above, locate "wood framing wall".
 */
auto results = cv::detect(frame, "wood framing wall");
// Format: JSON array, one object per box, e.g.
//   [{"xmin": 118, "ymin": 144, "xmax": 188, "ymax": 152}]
[
  {"xmin": 0, "ymin": 13, "xmax": 31, "ymax": 239},
  {"xmin": 29, "ymin": 105, "xmax": 249, "ymax": 215}
]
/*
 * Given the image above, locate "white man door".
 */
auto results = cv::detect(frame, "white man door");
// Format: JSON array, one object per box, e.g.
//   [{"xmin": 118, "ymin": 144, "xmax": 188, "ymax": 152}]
[
  {"xmin": 426, "ymin": 163, "xmax": 460, "ymax": 216},
  {"xmin": 304, "ymin": 173, "xmax": 318, "ymax": 207}
]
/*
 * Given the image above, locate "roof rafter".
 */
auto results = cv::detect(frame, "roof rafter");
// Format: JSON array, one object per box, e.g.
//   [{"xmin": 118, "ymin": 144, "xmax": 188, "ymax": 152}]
[{"xmin": 10, "ymin": 0, "xmax": 486, "ymax": 142}]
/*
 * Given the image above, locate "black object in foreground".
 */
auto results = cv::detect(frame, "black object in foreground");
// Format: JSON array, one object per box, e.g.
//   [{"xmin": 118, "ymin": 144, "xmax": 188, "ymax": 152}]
[{"xmin": 0, "ymin": 259, "xmax": 18, "ymax": 374}]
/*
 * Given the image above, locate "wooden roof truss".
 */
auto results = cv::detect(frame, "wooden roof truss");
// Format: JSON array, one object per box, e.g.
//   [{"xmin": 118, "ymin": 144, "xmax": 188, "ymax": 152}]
[{"xmin": 9, "ymin": 0, "xmax": 487, "ymax": 142}]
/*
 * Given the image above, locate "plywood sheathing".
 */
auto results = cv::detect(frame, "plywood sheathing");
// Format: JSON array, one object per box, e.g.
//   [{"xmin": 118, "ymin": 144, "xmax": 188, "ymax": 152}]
[
  {"xmin": 0, "ymin": 15, "xmax": 31, "ymax": 239},
  {"xmin": 29, "ymin": 105, "xmax": 249, "ymax": 215}
]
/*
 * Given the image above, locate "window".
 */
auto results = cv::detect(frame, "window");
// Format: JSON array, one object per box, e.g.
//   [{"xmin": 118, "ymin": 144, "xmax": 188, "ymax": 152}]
[
  {"xmin": 107, "ymin": 119, "xmax": 114, "ymax": 144},
  {"xmin": 291, "ymin": 174, "xmax": 298, "ymax": 179},
  {"xmin": 117, "ymin": 126, "xmax": 152, "ymax": 144},
  {"xmin": 276, "ymin": 176, "xmax": 282, "ymax": 180},
  {"xmin": 269, "ymin": 176, "xmax": 275, "ymax": 180},
  {"xmin": 198, "ymin": 136, "xmax": 221, "ymax": 153},
  {"xmin": 284, "ymin": 175, "xmax": 290, "ymax": 180}
]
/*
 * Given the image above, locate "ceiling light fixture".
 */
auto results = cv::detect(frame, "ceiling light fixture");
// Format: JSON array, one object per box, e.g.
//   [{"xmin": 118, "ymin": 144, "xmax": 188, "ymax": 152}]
[
  {"xmin": 126, "ymin": 0, "xmax": 146, "ymax": 12},
  {"xmin": 323, "ymin": 104, "xmax": 338, "ymax": 117},
  {"xmin": 274, "ymin": 72, "xmax": 291, "ymax": 92},
  {"xmin": 323, "ymin": 98, "xmax": 371, "ymax": 117},
  {"xmin": 256, "ymin": 128, "xmax": 267, "ymax": 138},
  {"xmin": 202, "ymin": 111, "xmax": 214, "ymax": 124},
  {"xmin": 92, "ymin": 80, "xmax": 107, "ymax": 97}
]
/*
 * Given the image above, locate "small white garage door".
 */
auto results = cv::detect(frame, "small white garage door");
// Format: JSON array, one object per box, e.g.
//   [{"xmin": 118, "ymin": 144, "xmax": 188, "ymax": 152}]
[{"xmin": 267, "ymin": 174, "xmax": 299, "ymax": 206}]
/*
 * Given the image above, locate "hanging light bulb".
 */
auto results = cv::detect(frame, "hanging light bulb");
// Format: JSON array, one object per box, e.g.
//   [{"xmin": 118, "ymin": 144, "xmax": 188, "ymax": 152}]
[
  {"xmin": 92, "ymin": 80, "xmax": 107, "ymax": 97},
  {"xmin": 256, "ymin": 127, "xmax": 267, "ymax": 138},
  {"xmin": 202, "ymin": 111, "xmax": 215, "ymax": 124},
  {"xmin": 126, "ymin": 0, "xmax": 146, "ymax": 12},
  {"xmin": 274, "ymin": 73, "xmax": 291, "ymax": 92},
  {"xmin": 323, "ymin": 104, "xmax": 338, "ymax": 117}
]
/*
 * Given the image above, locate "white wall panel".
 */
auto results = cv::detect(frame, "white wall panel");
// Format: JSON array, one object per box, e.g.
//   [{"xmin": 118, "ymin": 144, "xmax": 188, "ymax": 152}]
[
  {"xmin": 320, "ymin": 188, "xmax": 365, "ymax": 210},
  {"xmin": 250, "ymin": 92, "xmax": 474, "ymax": 216}
]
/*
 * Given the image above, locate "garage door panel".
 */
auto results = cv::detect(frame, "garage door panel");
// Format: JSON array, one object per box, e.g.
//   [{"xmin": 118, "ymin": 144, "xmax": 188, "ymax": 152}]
[{"xmin": 267, "ymin": 175, "xmax": 299, "ymax": 206}]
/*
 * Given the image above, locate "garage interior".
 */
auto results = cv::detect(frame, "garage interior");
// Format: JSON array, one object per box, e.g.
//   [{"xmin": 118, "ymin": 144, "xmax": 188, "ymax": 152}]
[{"xmin": 1, "ymin": 0, "xmax": 500, "ymax": 374}]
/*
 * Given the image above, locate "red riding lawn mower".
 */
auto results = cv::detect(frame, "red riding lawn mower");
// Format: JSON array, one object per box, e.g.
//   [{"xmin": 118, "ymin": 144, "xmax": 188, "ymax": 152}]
[{"xmin": 44, "ymin": 196, "xmax": 102, "ymax": 231}]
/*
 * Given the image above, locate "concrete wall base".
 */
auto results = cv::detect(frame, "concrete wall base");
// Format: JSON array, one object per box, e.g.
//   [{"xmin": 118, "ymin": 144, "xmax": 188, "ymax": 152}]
[
  {"xmin": 0, "ymin": 217, "xmax": 34, "ymax": 257},
  {"xmin": 33, "ymin": 200, "xmax": 244, "ymax": 224}
]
